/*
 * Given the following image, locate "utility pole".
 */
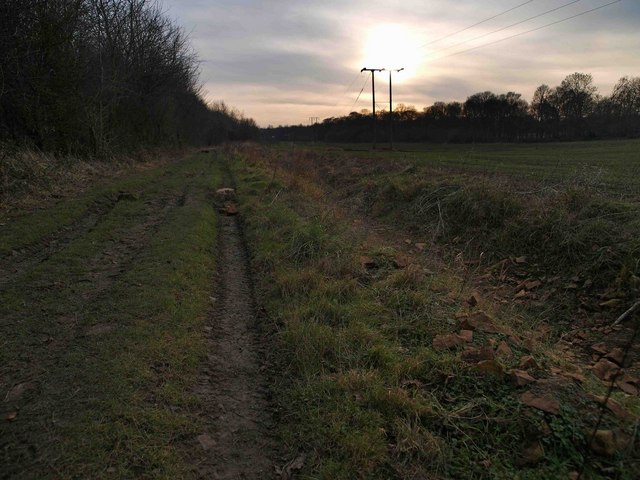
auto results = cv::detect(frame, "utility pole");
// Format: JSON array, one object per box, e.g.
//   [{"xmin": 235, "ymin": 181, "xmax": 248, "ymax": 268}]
[
  {"xmin": 361, "ymin": 67, "xmax": 384, "ymax": 149},
  {"xmin": 308, "ymin": 117, "xmax": 319, "ymax": 142},
  {"xmin": 388, "ymin": 68, "xmax": 404, "ymax": 150}
]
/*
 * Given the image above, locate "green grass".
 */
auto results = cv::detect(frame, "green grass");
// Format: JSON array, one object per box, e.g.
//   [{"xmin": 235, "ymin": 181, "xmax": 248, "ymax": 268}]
[
  {"xmin": 231, "ymin": 143, "xmax": 639, "ymax": 480},
  {"xmin": 0, "ymin": 159, "xmax": 186, "ymax": 256},
  {"xmin": 1, "ymin": 151, "xmax": 221, "ymax": 478},
  {"xmin": 306, "ymin": 139, "xmax": 640, "ymax": 193}
]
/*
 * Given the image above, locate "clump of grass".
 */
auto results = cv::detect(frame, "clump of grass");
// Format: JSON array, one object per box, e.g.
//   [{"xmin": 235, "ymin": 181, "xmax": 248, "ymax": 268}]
[{"xmin": 288, "ymin": 217, "xmax": 330, "ymax": 263}]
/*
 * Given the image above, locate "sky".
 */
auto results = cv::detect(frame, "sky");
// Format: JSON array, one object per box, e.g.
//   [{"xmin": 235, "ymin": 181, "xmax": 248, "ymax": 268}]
[{"xmin": 162, "ymin": 0, "xmax": 640, "ymax": 127}]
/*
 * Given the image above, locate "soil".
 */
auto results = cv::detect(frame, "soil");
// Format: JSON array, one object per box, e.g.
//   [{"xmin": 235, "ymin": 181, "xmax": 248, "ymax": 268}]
[{"xmin": 190, "ymin": 209, "xmax": 277, "ymax": 479}]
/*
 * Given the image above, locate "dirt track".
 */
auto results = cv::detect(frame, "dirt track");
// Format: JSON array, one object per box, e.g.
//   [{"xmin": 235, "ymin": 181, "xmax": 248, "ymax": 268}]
[
  {"xmin": 191, "ymin": 208, "xmax": 277, "ymax": 479},
  {"xmin": 1, "ymin": 154, "xmax": 279, "ymax": 479}
]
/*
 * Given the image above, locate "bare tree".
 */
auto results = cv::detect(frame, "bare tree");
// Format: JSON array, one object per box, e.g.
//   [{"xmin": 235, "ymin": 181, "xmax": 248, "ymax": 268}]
[
  {"xmin": 556, "ymin": 72, "xmax": 598, "ymax": 121},
  {"xmin": 611, "ymin": 76, "xmax": 640, "ymax": 116},
  {"xmin": 0, "ymin": 0, "xmax": 257, "ymax": 156}
]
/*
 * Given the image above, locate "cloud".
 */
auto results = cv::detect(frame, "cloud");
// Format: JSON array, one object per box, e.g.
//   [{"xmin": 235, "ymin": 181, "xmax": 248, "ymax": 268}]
[{"xmin": 164, "ymin": 0, "xmax": 640, "ymax": 126}]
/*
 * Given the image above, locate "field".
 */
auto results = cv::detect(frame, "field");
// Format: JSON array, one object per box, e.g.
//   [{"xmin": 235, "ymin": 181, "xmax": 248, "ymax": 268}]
[
  {"xmin": 315, "ymin": 139, "xmax": 640, "ymax": 191},
  {"xmin": 1, "ymin": 140, "xmax": 639, "ymax": 479}
]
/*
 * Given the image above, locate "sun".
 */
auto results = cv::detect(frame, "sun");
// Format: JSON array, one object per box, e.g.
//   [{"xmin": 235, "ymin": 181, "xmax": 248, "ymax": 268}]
[{"xmin": 361, "ymin": 24, "xmax": 423, "ymax": 78}]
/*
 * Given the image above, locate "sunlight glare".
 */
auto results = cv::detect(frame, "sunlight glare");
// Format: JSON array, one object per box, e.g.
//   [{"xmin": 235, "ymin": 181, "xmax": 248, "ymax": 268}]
[{"xmin": 361, "ymin": 24, "xmax": 423, "ymax": 78}]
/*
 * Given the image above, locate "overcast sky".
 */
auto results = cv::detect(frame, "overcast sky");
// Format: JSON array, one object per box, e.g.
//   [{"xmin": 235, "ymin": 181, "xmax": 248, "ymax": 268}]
[{"xmin": 162, "ymin": 0, "xmax": 640, "ymax": 127}]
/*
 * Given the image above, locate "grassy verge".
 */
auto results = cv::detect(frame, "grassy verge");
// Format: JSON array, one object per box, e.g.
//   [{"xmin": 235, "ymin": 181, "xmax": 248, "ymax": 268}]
[
  {"xmin": 0, "ymin": 151, "xmax": 188, "ymax": 256},
  {"xmin": 0, "ymin": 144, "xmax": 189, "ymax": 214},
  {"xmin": 1, "ymin": 151, "xmax": 221, "ymax": 478},
  {"xmin": 232, "ymin": 145, "xmax": 639, "ymax": 479},
  {"xmin": 257, "ymin": 142, "xmax": 640, "ymax": 321}
]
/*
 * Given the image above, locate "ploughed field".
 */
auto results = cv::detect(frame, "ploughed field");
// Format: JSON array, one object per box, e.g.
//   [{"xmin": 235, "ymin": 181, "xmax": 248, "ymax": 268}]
[{"xmin": 1, "ymin": 140, "xmax": 639, "ymax": 479}]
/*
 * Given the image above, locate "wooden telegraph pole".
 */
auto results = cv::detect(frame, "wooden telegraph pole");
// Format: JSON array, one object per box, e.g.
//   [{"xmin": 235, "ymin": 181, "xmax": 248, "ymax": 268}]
[
  {"xmin": 361, "ymin": 67, "xmax": 384, "ymax": 149},
  {"xmin": 388, "ymin": 68, "xmax": 404, "ymax": 150}
]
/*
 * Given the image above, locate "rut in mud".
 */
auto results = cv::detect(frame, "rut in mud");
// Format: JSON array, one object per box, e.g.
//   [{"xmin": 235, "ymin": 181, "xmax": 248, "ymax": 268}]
[
  {"xmin": 0, "ymin": 195, "xmax": 117, "ymax": 289},
  {"xmin": 191, "ymin": 208, "xmax": 277, "ymax": 479}
]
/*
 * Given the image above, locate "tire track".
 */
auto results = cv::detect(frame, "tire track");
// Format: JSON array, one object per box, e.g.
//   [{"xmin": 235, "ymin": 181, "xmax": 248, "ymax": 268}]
[
  {"xmin": 190, "ymin": 187, "xmax": 277, "ymax": 479},
  {"xmin": 0, "ymin": 184, "xmax": 194, "ymax": 475},
  {"xmin": 0, "ymin": 163, "xmax": 192, "ymax": 290},
  {"xmin": 0, "ymin": 195, "xmax": 118, "ymax": 289}
]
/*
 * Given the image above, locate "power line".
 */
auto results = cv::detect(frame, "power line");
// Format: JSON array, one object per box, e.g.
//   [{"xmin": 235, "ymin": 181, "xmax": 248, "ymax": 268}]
[
  {"xmin": 420, "ymin": 0, "xmax": 537, "ymax": 48},
  {"xmin": 338, "ymin": 0, "xmax": 619, "ymax": 121},
  {"xmin": 352, "ymin": 72, "xmax": 372, "ymax": 110},
  {"xmin": 343, "ymin": 71, "xmax": 363, "ymax": 95},
  {"xmin": 426, "ymin": 0, "xmax": 621, "ymax": 63},
  {"xmin": 422, "ymin": 0, "xmax": 583, "ymax": 60},
  {"xmin": 333, "ymin": 71, "xmax": 365, "ymax": 108}
]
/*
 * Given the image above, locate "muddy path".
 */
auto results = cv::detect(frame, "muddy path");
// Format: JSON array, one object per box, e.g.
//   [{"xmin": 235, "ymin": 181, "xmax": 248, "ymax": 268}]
[
  {"xmin": 0, "ymin": 195, "xmax": 118, "ymax": 288},
  {"xmin": 0, "ymin": 189, "xmax": 192, "ymax": 475},
  {"xmin": 190, "ymin": 200, "xmax": 277, "ymax": 479},
  {"xmin": 0, "ymin": 159, "xmax": 194, "ymax": 290}
]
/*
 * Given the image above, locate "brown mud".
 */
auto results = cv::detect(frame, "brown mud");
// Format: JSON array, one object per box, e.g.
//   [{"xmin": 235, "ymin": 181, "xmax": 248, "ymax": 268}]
[{"xmin": 189, "ymin": 206, "xmax": 277, "ymax": 479}]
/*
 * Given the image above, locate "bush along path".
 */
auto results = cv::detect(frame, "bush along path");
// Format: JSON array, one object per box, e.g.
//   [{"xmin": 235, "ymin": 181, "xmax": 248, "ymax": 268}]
[
  {"xmin": 229, "ymin": 144, "xmax": 639, "ymax": 480},
  {"xmin": 1, "ymin": 150, "xmax": 261, "ymax": 479}
]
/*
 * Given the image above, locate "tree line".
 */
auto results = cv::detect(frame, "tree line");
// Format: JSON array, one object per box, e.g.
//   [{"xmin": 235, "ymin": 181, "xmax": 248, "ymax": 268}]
[
  {"xmin": 266, "ymin": 73, "xmax": 640, "ymax": 143},
  {"xmin": 0, "ymin": 0, "xmax": 258, "ymax": 156}
]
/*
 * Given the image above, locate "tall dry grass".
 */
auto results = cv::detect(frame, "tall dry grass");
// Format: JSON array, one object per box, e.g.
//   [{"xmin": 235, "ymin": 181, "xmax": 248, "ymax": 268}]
[{"xmin": 0, "ymin": 144, "xmax": 188, "ymax": 214}]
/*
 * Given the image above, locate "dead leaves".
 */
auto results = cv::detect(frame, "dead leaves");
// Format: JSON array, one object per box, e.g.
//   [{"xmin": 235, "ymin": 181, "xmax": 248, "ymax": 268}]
[
  {"xmin": 524, "ymin": 279, "xmax": 542, "ymax": 291},
  {"xmin": 359, "ymin": 256, "xmax": 377, "ymax": 270},
  {"xmin": 518, "ymin": 355, "xmax": 540, "ymax": 371},
  {"xmin": 392, "ymin": 254, "xmax": 411, "ymax": 269},
  {"xmin": 220, "ymin": 202, "xmax": 239, "ymax": 216},
  {"xmin": 459, "ymin": 311, "xmax": 501, "ymax": 333},
  {"xmin": 616, "ymin": 375, "xmax": 639, "ymax": 395},
  {"xmin": 509, "ymin": 369, "xmax": 536, "ymax": 386},
  {"xmin": 214, "ymin": 187, "xmax": 240, "ymax": 215},
  {"xmin": 215, "ymin": 187, "xmax": 236, "ymax": 202},
  {"xmin": 458, "ymin": 330, "xmax": 473, "ymax": 343},
  {"xmin": 473, "ymin": 359, "xmax": 505, "ymax": 378},
  {"xmin": 604, "ymin": 347, "xmax": 625, "ymax": 366},
  {"xmin": 466, "ymin": 293, "xmax": 479, "ymax": 307},
  {"xmin": 461, "ymin": 347, "xmax": 494, "ymax": 364},
  {"xmin": 587, "ymin": 394, "xmax": 635, "ymax": 421},
  {"xmin": 516, "ymin": 441, "xmax": 544, "ymax": 466},
  {"xmin": 591, "ymin": 358, "xmax": 621, "ymax": 382},
  {"xmin": 599, "ymin": 298, "xmax": 623, "ymax": 309},
  {"xmin": 432, "ymin": 334, "xmax": 466, "ymax": 351},
  {"xmin": 520, "ymin": 391, "xmax": 560, "ymax": 415},
  {"xmin": 4, "ymin": 382, "xmax": 34, "ymax": 403},
  {"xmin": 495, "ymin": 341, "xmax": 513, "ymax": 358},
  {"xmin": 589, "ymin": 429, "xmax": 631, "ymax": 457},
  {"xmin": 197, "ymin": 433, "xmax": 216, "ymax": 451}
]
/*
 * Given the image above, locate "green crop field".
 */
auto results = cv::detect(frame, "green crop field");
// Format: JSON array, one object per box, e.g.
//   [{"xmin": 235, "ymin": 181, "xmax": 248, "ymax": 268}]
[{"xmin": 302, "ymin": 139, "xmax": 640, "ymax": 194}]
